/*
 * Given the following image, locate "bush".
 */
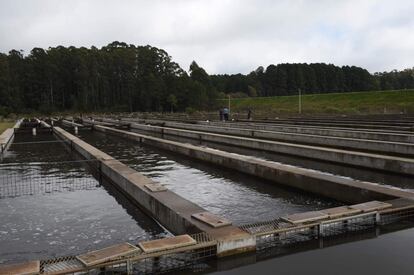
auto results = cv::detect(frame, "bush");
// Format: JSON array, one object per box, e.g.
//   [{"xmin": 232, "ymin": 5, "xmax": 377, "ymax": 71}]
[
  {"xmin": 7, "ymin": 113, "xmax": 17, "ymax": 119},
  {"xmin": 0, "ymin": 106, "xmax": 11, "ymax": 117},
  {"xmin": 185, "ymin": 107, "xmax": 196, "ymax": 114}
]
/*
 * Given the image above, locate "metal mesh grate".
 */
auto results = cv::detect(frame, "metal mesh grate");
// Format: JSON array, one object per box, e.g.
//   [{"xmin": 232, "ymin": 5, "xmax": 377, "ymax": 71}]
[
  {"xmin": 319, "ymin": 212, "xmax": 377, "ymax": 236},
  {"xmin": 131, "ymin": 246, "xmax": 216, "ymax": 274},
  {"xmin": 38, "ymin": 232, "xmax": 216, "ymax": 274},
  {"xmin": 256, "ymin": 224, "xmax": 319, "ymax": 250},
  {"xmin": 241, "ymin": 212, "xmax": 380, "ymax": 250},
  {"xmin": 239, "ymin": 218, "xmax": 294, "ymax": 236},
  {"xmin": 380, "ymin": 207, "xmax": 414, "ymax": 225},
  {"xmin": 0, "ymin": 160, "xmax": 100, "ymax": 198},
  {"xmin": 40, "ymin": 256, "xmax": 84, "ymax": 274}
]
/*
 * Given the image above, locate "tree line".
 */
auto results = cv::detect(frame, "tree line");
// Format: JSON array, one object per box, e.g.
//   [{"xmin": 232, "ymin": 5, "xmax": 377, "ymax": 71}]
[
  {"xmin": 0, "ymin": 41, "xmax": 218, "ymax": 116},
  {"xmin": 0, "ymin": 41, "xmax": 413, "ymax": 116},
  {"xmin": 211, "ymin": 63, "xmax": 414, "ymax": 98}
]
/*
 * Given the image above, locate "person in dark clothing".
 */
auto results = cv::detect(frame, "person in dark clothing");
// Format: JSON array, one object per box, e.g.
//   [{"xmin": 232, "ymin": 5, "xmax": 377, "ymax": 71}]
[
  {"xmin": 219, "ymin": 108, "xmax": 224, "ymax": 121},
  {"xmin": 247, "ymin": 108, "xmax": 252, "ymax": 120},
  {"xmin": 223, "ymin": 107, "xmax": 229, "ymax": 121}
]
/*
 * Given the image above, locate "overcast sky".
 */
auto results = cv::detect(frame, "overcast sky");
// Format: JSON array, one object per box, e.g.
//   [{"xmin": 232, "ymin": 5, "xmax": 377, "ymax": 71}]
[{"xmin": 1, "ymin": 0, "xmax": 413, "ymax": 74}]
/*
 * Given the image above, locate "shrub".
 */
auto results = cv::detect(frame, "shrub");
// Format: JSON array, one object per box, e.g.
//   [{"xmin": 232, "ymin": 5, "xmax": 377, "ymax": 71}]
[{"xmin": 185, "ymin": 107, "xmax": 196, "ymax": 114}]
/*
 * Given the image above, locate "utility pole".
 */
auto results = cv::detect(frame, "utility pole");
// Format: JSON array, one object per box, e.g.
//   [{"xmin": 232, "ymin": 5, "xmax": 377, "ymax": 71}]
[
  {"xmin": 298, "ymin": 88, "xmax": 302, "ymax": 115},
  {"xmin": 228, "ymin": 94, "xmax": 231, "ymax": 113}
]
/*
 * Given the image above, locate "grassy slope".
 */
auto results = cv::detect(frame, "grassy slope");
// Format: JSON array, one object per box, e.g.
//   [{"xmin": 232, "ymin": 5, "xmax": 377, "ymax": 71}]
[
  {"xmin": 0, "ymin": 122, "xmax": 14, "ymax": 135},
  {"xmin": 219, "ymin": 90, "xmax": 414, "ymax": 115}
]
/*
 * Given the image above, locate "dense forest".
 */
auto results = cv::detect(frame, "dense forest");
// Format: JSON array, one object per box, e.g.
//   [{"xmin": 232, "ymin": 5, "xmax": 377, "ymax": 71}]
[
  {"xmin": 0, "ymin": 41, "xmax": 413, "ymax": 116},
  {"xmin": 212, "ymin": 64, "xmax": 414, "ymax": 98},
  {"xmin": 0, "ymin": 42, "xmax": 218, "ymax": 115}
]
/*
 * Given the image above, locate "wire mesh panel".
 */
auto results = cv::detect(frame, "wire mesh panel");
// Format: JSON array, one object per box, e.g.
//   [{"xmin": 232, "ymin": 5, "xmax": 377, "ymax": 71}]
[
  {"xmin": 129, "ymin": 246, "xmax": 216, "ymax": 274},
  {"xmin": 380, "ymin": 208, "xmax": 414, "ymax": 224},
  {"xmin": 38, "ymin": 233, "xmax": 216, "ymax": 275},
  {"xmin": 0, "ymin": 160, "xmax": 100, "ymax": 199},
  {"xmin": 319, "ymin": 212, "xmax": 377, "ymax": 237},
  {"xmin": 40, "ymin": 256, "xmax": 84, "ymax": 274},
  {"xmin": 127, "ymin": 233, "xmax": 216, "ymax": 275},
  {"xmin": 241, "ymin": 212, "xmax": 382, "ymax": 251},
  {"xmin": 3, "ymin": 139, "xmax": 79, "ymax": 163},
  {"xmin": 239, "ymin": 218, "xmax": 293, "ymax": 236},
  {"xmin": 257, "ymin": 225, "xmax": 319, "ymax": 250}
]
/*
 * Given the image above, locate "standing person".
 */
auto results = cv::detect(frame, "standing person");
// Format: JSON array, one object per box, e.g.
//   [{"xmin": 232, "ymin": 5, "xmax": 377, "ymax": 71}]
[
  {"xmin": 247, "ymin": 108, "xmax": 252, "ymax": 120},
  {"xmin": 223, "ymin": 107, "xmax": 229, "ymax": 121},
  {"xmin": 219, "ymin": 108, "xmax": 224, "ymax": 121}
]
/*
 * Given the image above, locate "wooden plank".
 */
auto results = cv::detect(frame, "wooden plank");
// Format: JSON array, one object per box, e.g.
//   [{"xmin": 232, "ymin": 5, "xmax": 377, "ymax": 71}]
[
  {"xmin": 191, "ymin": 212, "xmax": 232, "ymax": 228},
  {"xmin": 282, "ymin": 211, "xmax": 329, "ymax": 224},
  {"xmin": 145, "ymin": 183, "xmax": 167, "ymax": 192},
  {"xmin": 350, "ymin": 201, "xmax": 392, "ymax": 212},
  {"xmin": 138, "ymin": 235, "xmax": 196, "ymax": 253},
  {"xmin": 320, "ymin": 206, "xmax": 362, "ymax": 219},
  {"xmin": 0, "ymin": 260, "xmax": 40, "ymax": 275},
  {"xmin": 76, "ymin": 243, "xmax": 139, "ymax": 267}
]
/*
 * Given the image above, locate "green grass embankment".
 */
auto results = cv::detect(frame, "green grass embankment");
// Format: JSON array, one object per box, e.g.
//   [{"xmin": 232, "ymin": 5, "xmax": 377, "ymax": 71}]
[
  {"xmin": 0, "ymin": 122, "xmax": 14, "ymax": 135},
  {"xmin": 218, "ymin": 90, "xmax": 414, "ymax": 116}
]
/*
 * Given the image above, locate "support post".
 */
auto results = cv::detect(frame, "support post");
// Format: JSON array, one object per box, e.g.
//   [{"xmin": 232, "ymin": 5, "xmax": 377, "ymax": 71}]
[
  {"xmin": 375, "ymin": 212, "xmax": 381, "ymax": 225},
  {"xmin": 228, "ymin": 95, "xmax": 231, "ymax": 114}
]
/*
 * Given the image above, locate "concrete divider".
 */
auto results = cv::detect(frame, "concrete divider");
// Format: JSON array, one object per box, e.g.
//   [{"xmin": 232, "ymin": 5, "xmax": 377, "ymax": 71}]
[
  {"xmin": 205, "ymin": 120, "xmax": 414, "ymax": 137},
  {"xmin": 83, "ymin": 118, "xmax": 129, "ymax": 128},
  {"xmin": 202, "ymin": 120, "xmax": 414, "ymax": 134},
  {"xmin": 244, "ymin": 117, "xmax": 414, "ymax": 127},
  {"xmin": 92, "ymin": 124, "xmax": 414, "ymax": 203},
  {"xmin": 120, "ymin": 117, "xmax": 414, "ymax": 143},
  {"xmin": 62, "ymin": 119, "xmax": 84, "ymax": 128},
  {"xmin": 13, "ymin": 119, "xmax": 23, "ymax": 129},
  {"xmin": 52, "ymin": 126, "xmax": 255, "ymax": 257},
  {"xmin": 40, "ymin": 120, "xmax": 51, "ymax": 128},
  {"xmin": 116, "ymin": 121, "xmax": 414, "ymax": 176},
  {"xmin": 204, "ymin": 121, "xmax": 414, "ymax": 139},
  {"xmin": 113, "ymin": 118, "xmax": 414, "ymax": 156},
  {"xmin": 83, "ymin": 119, "xmax": 117, "ymax": 127},
  {"xmin": 236, "ymin": 118, "xmax": 414, "ymax": 131},
  {"xmin": 0, "ymin": 119, "xmax": 23, "ymax": 153}
]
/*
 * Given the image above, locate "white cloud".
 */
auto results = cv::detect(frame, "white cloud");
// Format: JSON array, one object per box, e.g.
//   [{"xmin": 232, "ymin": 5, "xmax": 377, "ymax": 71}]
[{"xmin": 0, "ymin": 0, "xmax": 413, "ymax": 74}]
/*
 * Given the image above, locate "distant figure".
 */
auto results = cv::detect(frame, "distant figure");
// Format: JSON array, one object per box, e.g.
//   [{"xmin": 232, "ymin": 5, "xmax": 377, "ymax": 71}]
[
  {"xmin": 247, "ymin": 108, "xmax": 252, "ymax": 120},
  {"xmin": 219, "ymin": 108, "xmax": 224, "ymax": 121},
  {"xmin": 223, "ymin": 107, "xmax": 229, "ymax": 121}
]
